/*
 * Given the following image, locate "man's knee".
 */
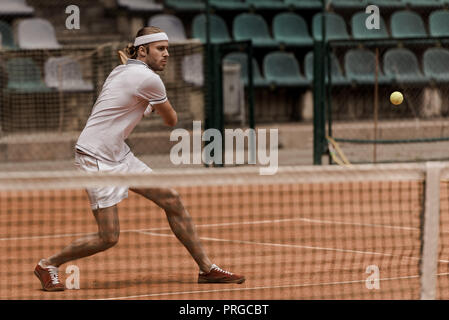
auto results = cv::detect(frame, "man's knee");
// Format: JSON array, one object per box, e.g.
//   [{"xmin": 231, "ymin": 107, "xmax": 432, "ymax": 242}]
[
  {"xmin": 161, "ymin": 188, "xmax": 184, "ymax": 213},
  {"xmin": 167, "ymin": 188, "xmax": 180, "ymax": 200},
  {"xmin": 100, "ymin": 231, "xmax": 119, "ymax": 249}
]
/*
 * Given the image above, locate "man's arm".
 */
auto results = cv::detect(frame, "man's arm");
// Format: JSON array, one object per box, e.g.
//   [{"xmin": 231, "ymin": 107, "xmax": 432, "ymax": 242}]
[{"xmin": 152, "ymin": 100, "xmax": 177, "ymax": 127}]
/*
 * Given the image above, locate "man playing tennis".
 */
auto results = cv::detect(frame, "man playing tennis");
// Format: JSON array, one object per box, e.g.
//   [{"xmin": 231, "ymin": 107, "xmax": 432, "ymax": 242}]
[{"xmin": 34, "ymin": 27, "xmax": 245, "ymax": 291}]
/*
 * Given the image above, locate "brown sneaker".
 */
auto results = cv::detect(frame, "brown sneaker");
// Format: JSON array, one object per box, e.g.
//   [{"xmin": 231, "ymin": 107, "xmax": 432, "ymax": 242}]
[
  {"xmin": 198, "ymin": 264, "xmax": 245, "ymax": 284},
  {"xmin": 34, "ymin": 260, "xmax": 65, "ymax": 291}
]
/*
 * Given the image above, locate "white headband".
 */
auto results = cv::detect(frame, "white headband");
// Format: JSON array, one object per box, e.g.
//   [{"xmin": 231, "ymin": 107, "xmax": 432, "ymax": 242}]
[{"xmin": 134, "ymin": 33, "xmax": 169, "ymax": 47}]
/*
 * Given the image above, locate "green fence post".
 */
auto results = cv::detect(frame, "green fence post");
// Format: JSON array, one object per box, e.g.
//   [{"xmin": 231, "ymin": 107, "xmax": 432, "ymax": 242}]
[
  {"xmin": 313, "ymin": 41, "xmax": 326, "ymax": 165},
  {"xmin": 246, "ymin": 42, "xmax": 256, "ymax": 164},
  {"xmin": 213, "ymin": 44, "xmax": 224, "ymax": 167}
]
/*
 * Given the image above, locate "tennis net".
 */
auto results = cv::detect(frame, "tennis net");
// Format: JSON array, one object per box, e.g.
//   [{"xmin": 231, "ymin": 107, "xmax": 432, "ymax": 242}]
[{"xmin": 1, "ymin": 163, "xmax": 449, "ymax": 300}]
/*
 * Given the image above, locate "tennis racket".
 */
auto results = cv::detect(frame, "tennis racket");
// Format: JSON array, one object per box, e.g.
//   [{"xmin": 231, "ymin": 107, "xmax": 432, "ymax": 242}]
[{"xmin": 117, "ymin": 50, "xmax": 128, "ymax": 65}]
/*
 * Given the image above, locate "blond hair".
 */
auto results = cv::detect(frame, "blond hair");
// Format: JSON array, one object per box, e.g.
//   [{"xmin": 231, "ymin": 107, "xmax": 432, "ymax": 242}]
[{"xmin": 124, "ymin": 26, "xmax": 165, "ymax": 59}]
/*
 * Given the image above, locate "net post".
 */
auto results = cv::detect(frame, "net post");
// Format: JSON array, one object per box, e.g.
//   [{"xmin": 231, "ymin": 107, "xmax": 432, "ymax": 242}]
[{"xmin": 420, "ymin": 162, "xmax": 444, "ymax": 300}]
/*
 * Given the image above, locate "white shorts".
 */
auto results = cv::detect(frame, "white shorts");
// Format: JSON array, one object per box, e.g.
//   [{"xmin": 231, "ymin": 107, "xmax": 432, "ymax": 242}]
[{"xmin": 74, "ymin": 151, "xmax": 152, "ymax": 210}]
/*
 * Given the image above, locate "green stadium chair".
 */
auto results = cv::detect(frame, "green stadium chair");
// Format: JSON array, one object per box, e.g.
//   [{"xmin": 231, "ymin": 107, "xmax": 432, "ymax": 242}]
[
  {"xmin": 383, "ymin": 48, "xmax": 428, "ymax": 84},
  {"xmin": 330, "ymin": 0, "xmax": 367, "ymax": 10},
  {"xmin": 210, "ymin": 0, "xmax": 249, "ymax": 10},
  {"xmin": 5, "ymin": 58, "xmax": 52, "ymax": 92},
  {"xmin": 233, "ymin": 13, "xmax": 279, "ymax": 47},
  {"xmin": 164, "ymin": 0, "xmax": 205, "ymax": 11},
  {"xmin": 423, "ymin": 48, "xmax": 449, "ymax": 83},
  {"xmin": 223, "ymin": 52, "xmax": 269, "ymax": 87},
  {"xmin": 312, "ymin": 12, "xmax": 350, "ymax": 41},
  {"xmin": 117, "ymin": 0, "xmax": 163, "ymax": 12},
  {"xmin": 284, "ymin": 0, "xmax": 322, "ymax": 9},
  {"xmin": 304, "ymin": 51, "xmax": 350, "ymax": 86},
  {"xmin": 192, "ymin": 14, "xmax": 231, "ymax": 44},
  {"xmin": 17, "ymin": 18, "xmax": 62, "ymax": 49},
  {"xmin": 245, "ymin": 0, "xmax": 288, "ymax": 10},
  {"xmin": 148, "ymin": 14, "xmax": 187, "ymax": 41},
  {"xmin": 351, "ymin": 11, "xmax": 389, "ymax": 39},
  {"xmin": 0, "ymin": 20, "xmax": 17, "ymax": 49},
  {"xmin": 273, "ymin": 12, "xmax": 313, "ymax": 47},
  {"xmin": 429, "ymin": 10, "xmax": 449, "ymax": 37},
  {"xmin": 263, "ymin": 51, "xmax": 310, "ymax": 87},
  {"xmin": 390, "ymin": 10, "xmax": 428, "ymax": 38},
  {"xmin": 405, "ymin": 0, "xmax": 444, "ymax": 8},
  {"xmin": 344, "ymin": 49, "xmax": 392, "ymax": 85},
  {"xmin": 368, "ymin": 0, "xmax": 406, "ymax": 8},
  {"xmin": 44, "ymin": 57, "xmax": 93, "ymax": 92},
  {"xmin": 0, "ymin": 0, "xmax": 34, "ymax": 16}
]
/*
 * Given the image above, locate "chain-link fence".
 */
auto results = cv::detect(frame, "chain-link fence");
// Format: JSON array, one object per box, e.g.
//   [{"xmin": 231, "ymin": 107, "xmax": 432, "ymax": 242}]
[
  {"xmin": 319, "ymin": 2, "xmax": 449, "ymax": 164},
  {"xmin": 0, "ymin": 0, "xmax": 205, "ymax": 169}
]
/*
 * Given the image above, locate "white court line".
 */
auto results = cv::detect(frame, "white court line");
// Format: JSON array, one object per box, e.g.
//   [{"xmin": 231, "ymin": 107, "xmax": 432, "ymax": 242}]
[
  {"xmin": 0, "ymin": 231, "xmax": 98, "ymax": 242},
  {"xmin": 95, "ymin": 273, "xmax": 449, "ymax": 300},
  {"xmin": 135, "ymin": 217, "xmax": 420, "ymax": 232},
  {"xmin": 140, "ymin": 231, "xmax": 449, "ymax": 264},
  {"xmin": 0, "ymin": 216, "xmax": 420, "ymax": 242}
]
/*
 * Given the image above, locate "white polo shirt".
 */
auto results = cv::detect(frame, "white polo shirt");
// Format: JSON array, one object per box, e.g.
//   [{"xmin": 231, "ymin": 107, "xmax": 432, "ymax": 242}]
[{"xmin": 76, "ymin": 59, "xmax": 167, "ymax": 162}]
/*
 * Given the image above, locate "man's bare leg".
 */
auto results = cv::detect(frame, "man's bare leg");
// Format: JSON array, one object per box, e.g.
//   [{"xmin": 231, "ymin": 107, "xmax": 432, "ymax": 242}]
[
  {"xmin": 130, "ymin": 187, "xmax": 213, "ymax": 273},
  {"xmin": 40, "ymin": 205, "xmax": 120, "ymax": 268}
]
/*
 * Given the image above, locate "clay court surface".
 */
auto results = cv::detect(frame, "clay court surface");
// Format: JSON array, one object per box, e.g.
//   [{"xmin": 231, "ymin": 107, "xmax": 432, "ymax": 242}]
[{"xmin": 2, "ymin": 178, "xmax": 449, "ymax": 300}]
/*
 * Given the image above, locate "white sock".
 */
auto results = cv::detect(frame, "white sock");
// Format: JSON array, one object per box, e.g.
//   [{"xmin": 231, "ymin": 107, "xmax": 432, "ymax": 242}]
[{"xmin": 200, "ymin": 264, "xmax": 217, "ymax": 274}]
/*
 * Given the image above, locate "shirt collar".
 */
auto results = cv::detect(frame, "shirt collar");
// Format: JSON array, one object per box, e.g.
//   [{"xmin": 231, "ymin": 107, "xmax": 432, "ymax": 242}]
[{"xmin": 126, "ymin": 59, "xmax": 152, "ymax": 70}]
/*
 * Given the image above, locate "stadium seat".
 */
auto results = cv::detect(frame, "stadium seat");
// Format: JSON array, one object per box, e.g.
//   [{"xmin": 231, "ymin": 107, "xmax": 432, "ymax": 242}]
[
  {"xmin": 263, "ymin": 51, "xmax": 309, "ymax": 87},
  {"xmin": 273, "ymin": 12, "xmax": 313, "ymax": 47},
  {"xmin": 429, "ymin": 10, "xmax": 449, "ymax": 37},
  {"xmin": 182, "ymin": 53, "xmax": 203, "ymax": 86},
  {"xmin": 0, "ymin": 20, "xmax": 17, "ymax": 49},
  {"xmin": 312, "ymin": 12, "xmax": 350, "ymax": 41},
  {"xmin": 304, "ymin": 51, "xmax": 350, "ymax": 86},
  {"xmin": 404, "ymin": 0, "xmax": 444, "ymax": 8},
  {"xmin": 192, "ymin": 14, "xmax": 231, "ymax": 44},
  {"xmin": 148, "ymin": 14, "xmax": 186, "ymax": 41},
  {"xmin": 423, "ymin": 48, "xmax": 449, "ymax": 83},
  {"xmin": 0, "ymin": 0, "xmax": 34, "ymax": 16},
  {"xmin": 368, "ymin": 0, "xmax": 406, "ymax": 8},
  {"xmin": 351, "ymin": 11, "xmax": 389, "ymax": 39},
  {"xmin": 117, "ymin": 0, "xmax": 163, "ymax": 12},
  {"xmin": 17, "ymin": 18, "xmax": 62, "ymax": 49},
  {"xmin": 210, "ymin": 0, "xmax": 249, "ymax": 10},
  {"xmin": 44, "ymin": 57, "xmax": 94, "ymax": 92},
  {"xmin": 223, "ymin": 52, "xmax": 269, "ymax": 87},
  {"xmin": 383, "ymin": 48, "xmax": 428, "ymax": 84},
  {"xmin": 284, "ymin": 0, "xmax": 322, "ymax": 9},
  {"xmin": 233, "ymin": 13, "xmax": 279, "ymax": 47},
  {"xmin": 164, "ymin": 0, "xmax": 205, "ymax": 11},
  {"xmin": 245, "ymin": 0, "xmax": 288, "ymax": 9},
  {"xmin": 344, "ymin": 49, "xmax": 392, "ymax": 84},
  {"xmin": 5, "ymin": 58, "xmax": 52, "ymax": 92},
  {"xmin": 390, "ymin": 10, "xmax": 428, "ymax": 38},
  {"xmin": 330, "ymin": 0, "xmax": 367, "ymax": 9}
]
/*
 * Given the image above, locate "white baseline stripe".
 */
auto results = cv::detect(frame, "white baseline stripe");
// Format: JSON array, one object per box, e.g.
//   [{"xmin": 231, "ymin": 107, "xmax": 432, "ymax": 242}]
[
  {"xmin": 141, "ymin": 231, "xmax": 449, "ymax": 264},
  {"xmin": 96, "ymin": 273, "xmax": 449, "ymax": 300},
  {"xmin": 0, "ymin": 216, "xmax": 420, "ymax": 241}
]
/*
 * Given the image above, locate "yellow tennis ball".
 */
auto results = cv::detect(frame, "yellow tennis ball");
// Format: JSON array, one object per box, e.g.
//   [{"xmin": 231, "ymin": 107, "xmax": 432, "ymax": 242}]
[{"xmin": 390, "ymin": 91, "xmax": 403, "ymax": 105}]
